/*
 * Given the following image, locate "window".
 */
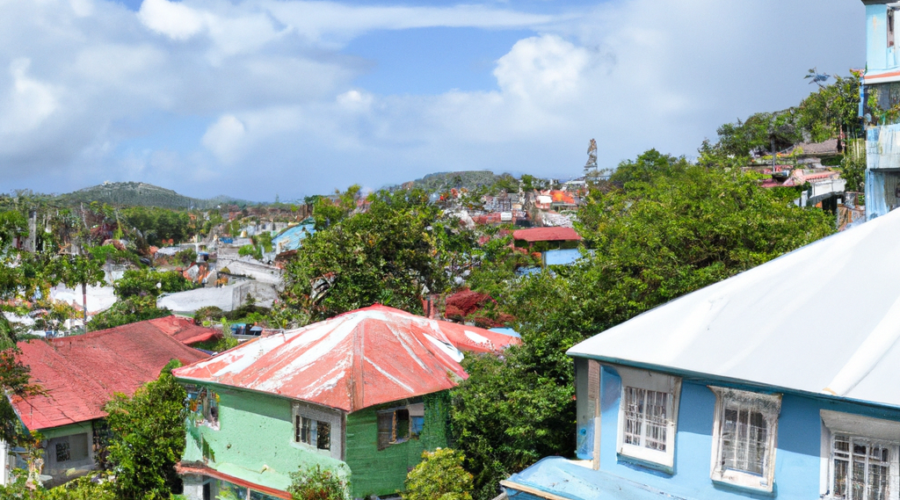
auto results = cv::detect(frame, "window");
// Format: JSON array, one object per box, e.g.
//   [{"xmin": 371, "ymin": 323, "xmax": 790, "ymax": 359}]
[
  {"xmin": 51, "ymin": 433, "xmax": 89, "ymax": 464},
  {"xmin": 820, "ymin": 410, "xmax": 900, "ymax": 500},
  {"xmin": 614, "ymin": 366, "xmax": 681, "ymax": 469},
  {"xmin": 891, "ymin": 8, "xmax": 896, "ymax": 48},
  {"xmin": 377, "ymin": 403, "xmax": 425, "ymax": 450},
  {"xmin": 186, "ymin": 385, "xmax": 220, "ymax": 429},
  {"xmin": 294, "ymin": 415, "xmax": 330, "ymax": 451},
  {"xmin": 709, "ymin": 387, "xmax": 781, "ymax": 493}
]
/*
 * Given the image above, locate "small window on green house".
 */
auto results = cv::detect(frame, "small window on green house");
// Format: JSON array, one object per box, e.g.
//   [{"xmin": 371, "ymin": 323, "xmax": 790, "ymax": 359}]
[
  {"xmin": 295, "ymin": 415, "xmax": 330, "ymax": 451},
  {"xmin": 377, "ymin": 404, "xmax": 423, "ymax": 450}
]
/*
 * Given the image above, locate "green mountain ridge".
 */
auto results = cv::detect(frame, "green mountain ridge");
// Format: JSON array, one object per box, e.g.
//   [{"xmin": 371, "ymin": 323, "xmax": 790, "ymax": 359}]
[{"xmin": 57, "ymin": 182, "xmax": 249, "ymax": 209}]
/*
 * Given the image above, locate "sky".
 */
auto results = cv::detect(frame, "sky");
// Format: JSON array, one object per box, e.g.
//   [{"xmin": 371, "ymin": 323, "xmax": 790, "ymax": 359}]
[{"xmin": 0, "ymin": 0, "xmax": 863, "ymax": 201}]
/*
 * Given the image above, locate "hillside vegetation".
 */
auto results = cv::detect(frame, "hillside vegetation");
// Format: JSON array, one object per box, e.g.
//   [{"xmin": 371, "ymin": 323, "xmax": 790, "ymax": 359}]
[{"xmin": 56, "ymin": 182, "xmax": 247, "ymax": 209}]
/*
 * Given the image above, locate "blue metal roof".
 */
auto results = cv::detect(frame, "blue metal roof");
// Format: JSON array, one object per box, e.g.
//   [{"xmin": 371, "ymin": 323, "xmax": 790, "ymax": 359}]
[
  {"xmin": 272, "ymin": 223, "xmax": 315, "ymax": 253},
  {"xmin": 504, "ymin": 457, "xmax": 687, "ymax": 500}
]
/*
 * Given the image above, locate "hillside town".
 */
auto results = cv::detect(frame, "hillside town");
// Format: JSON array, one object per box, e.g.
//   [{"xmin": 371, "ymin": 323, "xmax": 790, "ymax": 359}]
[{"xmin": 0, "ymin": 2, "xmax": 891, "ymax": 500}]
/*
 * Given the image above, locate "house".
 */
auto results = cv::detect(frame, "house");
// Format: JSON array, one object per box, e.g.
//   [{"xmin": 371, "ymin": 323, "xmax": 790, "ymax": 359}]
[
  {"xmin": 171, "ymin": 304, "xmax": 520, "ymax": 500},
  {"xmin": 512, "ymin": 227, "xmax": 582, "ymax": 251},
  {"xmin": 862, "ymin": 0, "xmax": 900, "ymax": 219},
  {"xmin": 5, "ymin": 321, "xmax": 208, "ymax": 487},
  {"xmin": 760, "ymin": 167, "xmax": 847, "ymax": 210},
  {"xmin": 502, "ymin": 207, "xmax": 900, "ymax": 499}
]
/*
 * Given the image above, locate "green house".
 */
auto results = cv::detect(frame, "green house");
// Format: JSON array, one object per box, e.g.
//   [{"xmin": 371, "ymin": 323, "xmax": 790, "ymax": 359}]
[{"xmin": 173, "ymin": 305, "xmax": 518, "ymax": 499}]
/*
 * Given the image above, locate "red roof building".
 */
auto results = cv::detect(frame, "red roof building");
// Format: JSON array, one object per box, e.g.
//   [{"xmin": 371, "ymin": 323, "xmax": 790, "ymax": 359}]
[
  {"xmin": 146, "ymin": 315, "xmax": 222, "ymax": 345},
  {"xmin": 11, "ymin": 320, "xmax": 209, "ymax": 431},
  {"xmin": 512, "ymin": 227, "xmax": 582, "ymax": 243},
  {"xmin": 173, "ymin": 304, "xmax": 520, "ymax": 413}
]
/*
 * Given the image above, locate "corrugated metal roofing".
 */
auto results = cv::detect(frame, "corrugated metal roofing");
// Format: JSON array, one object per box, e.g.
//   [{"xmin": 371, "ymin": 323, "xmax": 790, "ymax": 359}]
[
  {"xmin": 567, "ymin": 208, "xmax": 900, "ymax": 408},
  {"xmin": 147, "ymin": 315, "xmax": 221, "ymax": 345},
  {"xmin": 10, "ymin": 320, "xmax": 209, "ymax": 430},
  {"xmin": 513, "ymin": 227, "xmax": 582, "ymax": 242},
  {"xmin": 172, "ymin": 305, "xmax": 520, "ymax": 412}
]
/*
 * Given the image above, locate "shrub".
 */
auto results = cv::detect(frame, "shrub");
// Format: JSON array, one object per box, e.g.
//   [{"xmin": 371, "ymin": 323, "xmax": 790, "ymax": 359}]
[
  {"xmin": 288, "ymin": 464, "xmax": 350, "ymax": 500},
  {"xmin": 403, "ymin": 448, "xmax": 473, "ymax": 500}
]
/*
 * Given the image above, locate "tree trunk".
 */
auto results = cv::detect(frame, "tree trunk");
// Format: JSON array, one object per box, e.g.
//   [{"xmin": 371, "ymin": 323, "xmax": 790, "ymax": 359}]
[{"xmin": 82, "ymin": 282, "xmax": 88, "ymax": 332}]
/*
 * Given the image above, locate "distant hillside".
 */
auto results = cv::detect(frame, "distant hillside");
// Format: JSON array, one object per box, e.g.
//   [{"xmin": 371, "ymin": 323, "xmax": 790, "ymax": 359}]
[
  {"xmin": 57, "ymin": 182, "xmax": 248, "ymax": 210},
  {"xmin": 392, "ymin": 171, "xmax": 505, "ymax": 192}
]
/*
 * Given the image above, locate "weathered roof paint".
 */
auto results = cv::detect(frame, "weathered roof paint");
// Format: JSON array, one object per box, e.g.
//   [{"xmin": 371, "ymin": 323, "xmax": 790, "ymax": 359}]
[
  {"xmin": 11, "ymin": 320, "xmax": 209, "ymax": 430},
  {"xmin": 147, "ymin": 315, "xmax": 222, "ymax": 345},
  {"xmin": 513, "ymin": 227, "xmax": 582, "ymax": 243},
  {"xmin": 567, "ymin": 207, "xmax": 900, "ymax": 409},
  {"xmin": 173, "ymin": 305, "xmax": 518, "ymax": 412}
]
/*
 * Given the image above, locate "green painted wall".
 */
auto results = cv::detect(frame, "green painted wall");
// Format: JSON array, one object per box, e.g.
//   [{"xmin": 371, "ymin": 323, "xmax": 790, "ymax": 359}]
[
  {"xmin": 39, "ymin": 421, "xmax": 93, "ymax": 441},
  {"xmin": 180, "ymin": 383, "xmax": 345, "ymax": 493},
  {"xmin": 345, "ymin": 392, "xmax": 451, "ymax": 499}
]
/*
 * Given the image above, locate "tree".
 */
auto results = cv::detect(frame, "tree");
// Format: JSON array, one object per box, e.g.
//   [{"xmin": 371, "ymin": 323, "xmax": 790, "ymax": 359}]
[
  {"xmin": 403, "ymin": 449, "xmax": 473, "ymax": 500},
  {"xmin": 452, "ymin": 153, "xmax": 836, "ymax": 499},
  {"xmin": 45, "ymin": 254, "xmax": 105, "ymax": 331},
  {"xmin": 104, "ymin": 360, "xmax": 187, "ymax": 500},
  {"xmin": 279, "ymin": 189, "xmax": 450, "ymax": 324}
]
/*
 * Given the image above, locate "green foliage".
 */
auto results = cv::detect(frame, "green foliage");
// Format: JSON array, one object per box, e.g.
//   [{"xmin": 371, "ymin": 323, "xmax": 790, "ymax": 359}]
[
  {"xmin": 281, "ymin": 188, "xmax": 450, "ymax": 324},
  {"xmin": 122, "ymin": 207, "xmax": 191, "ymax": 246},
  {"xmin": 608, "ymin": 149, "xmax": 688, "ymax": 185},
  {"xmin": 114, "ymin": 269, "xmax": 195, "ymax": 299},
  {"xmin": 452, "ymin": 152, "xmax": 836, "ymax": 499},
  {"xmin": 105, "ymin": 364, "xmax": 187, "ymax": 500},
  {"xmin": 238, "ymin": 244, "xmax": 262, "ymax": 261},
  {"xmin": 798, "ymin": 72, "xmax": 861, "ymax": 138},
  {"xmin": 288, "ymin": 464, "xmax": 351, "ymax": 500},
  {"xmin": 175, "ymin": 248, "xmax": 197, "ymax": 267},
  {"xmin": 0, "ymin": 211, "xmax": 28, "ymax": 252},
  {"xmin": 88, "ymin": 245, "xmax": 139, "ymax": 266},
  {"xmin": 712, "ymin": 111, "xmax": 799, "ymax": 157},
  {"xmin": 193, "ymin": 306, "xmax": 225, "ymax": 324},
  {"xmin": 89, "ymin": 296, "xmax": 172, "ymax": 332},
  {"xmin": 0, "ymin": 472, "xmax": 117, "ymax": 500},
  {"xmin": 403, "ymin": 448, "xmax": 473, "ymax": 500},
  {"xmin": 311, "ymin": 185, "xmax": 360, "ymax": 231}
]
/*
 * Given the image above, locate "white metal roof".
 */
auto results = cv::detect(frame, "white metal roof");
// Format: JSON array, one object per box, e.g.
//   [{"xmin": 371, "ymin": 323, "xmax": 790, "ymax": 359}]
[{"xmin": 567, "ymin": 208, "xmax": 900, "ymax": 408}]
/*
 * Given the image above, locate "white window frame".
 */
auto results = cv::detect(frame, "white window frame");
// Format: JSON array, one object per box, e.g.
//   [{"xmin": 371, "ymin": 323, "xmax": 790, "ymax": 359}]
[
  {"xmin": 820, "ymin": 410, "xmax": 900, "ymax": 500},
  {"xmin": 614, "ymin": 366, "xmax": 681, "ymax": 469},
  {"xmin": 709, "ymin": 387, "xmax": 781, "ymax": 493}
]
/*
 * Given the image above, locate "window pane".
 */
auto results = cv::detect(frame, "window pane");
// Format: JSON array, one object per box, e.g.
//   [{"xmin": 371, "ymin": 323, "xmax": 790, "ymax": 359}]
[
  {"xmin": 70, "ymin": 433, "xmax": 89, "ymax": 461},
  {"xmin": 55, "ymin": 440, "xmax": 70, "ymax": 463},
  {"xmin": 832, "ymin": 436, "xmax": 892, "ymax": 500},
  {"xmin": 396, "ymin": 409, "xmax": 410, "ymax": 441},
  {"xmin": 623, "ymin": 387, "xmax": 644, "ymax": 446},
  {"xmin": 721, "ymin": 403, "xmax": 766, "ymax": 475},
  {"xmin": 377, "ymin": 412, "xmax": 393, "ymax": 450},
  {"xmin": 410, "ymin": 416, "xmax": 424, "ymax": 437},
  {"xmin": 300, "ymin": 417, "xmax": 313, "ymax": 445},
  {"xmin": 317, "ymin": 421, "xmax": 331, "ymax": 450}
]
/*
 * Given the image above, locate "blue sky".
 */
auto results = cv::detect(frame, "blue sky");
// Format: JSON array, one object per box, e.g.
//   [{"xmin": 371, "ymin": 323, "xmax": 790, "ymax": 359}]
[{"xmin": 0, "ymin": 0, "xmax": 863, "ymax": 201}]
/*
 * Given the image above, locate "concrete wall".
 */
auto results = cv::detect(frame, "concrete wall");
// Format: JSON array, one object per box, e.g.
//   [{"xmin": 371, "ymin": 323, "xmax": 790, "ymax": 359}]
[
  {"xmin": 344, "ymin": 393, "xmax": 451, "ymax": 499},
  {"xmin": 38, "ymin": 421, "xmax": 96, "ymax": 487},
  {"xmin": 573, "ymin": 364, "xmax": 900, "ymax": 499},
  {"xmin": 181, "ymin": 383, "xmax": 345, "ymax": 493},
  {"xmin": 867, "ymin": 4, "xmax": 891, "ymax": 73}
]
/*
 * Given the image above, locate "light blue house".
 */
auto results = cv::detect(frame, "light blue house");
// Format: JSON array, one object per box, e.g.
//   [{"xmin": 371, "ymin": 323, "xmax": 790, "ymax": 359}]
[
  {"xmin": 863, "ymin": 0, "xmax": 900, "ymax": 219},
  {"xmin": 503, "ymin": 208, "xmax": 900, "ymax": 499}
]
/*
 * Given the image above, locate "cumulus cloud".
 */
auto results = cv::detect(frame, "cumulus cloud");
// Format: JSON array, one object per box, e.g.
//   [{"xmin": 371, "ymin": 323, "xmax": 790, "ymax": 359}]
[{"xmin": 0, "ymin": 0, "xmax": 863, "ymax": 199}]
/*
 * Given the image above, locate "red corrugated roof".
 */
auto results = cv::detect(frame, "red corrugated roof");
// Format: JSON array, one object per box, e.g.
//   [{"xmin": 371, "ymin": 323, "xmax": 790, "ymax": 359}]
[
  {"xmin": 173, "ymin": 305, "xmax": 521, "ymax": 413},
  {"xmin": 513, "ymin": 227, "xmax": 582, "ymax": 242},
  {"xmin": 148, "ymin": 316, "xmax": 221, "ymax": 345},
  {"xmin": 10, "ymin": 320, "xmax": 209, "ymax": 431}
]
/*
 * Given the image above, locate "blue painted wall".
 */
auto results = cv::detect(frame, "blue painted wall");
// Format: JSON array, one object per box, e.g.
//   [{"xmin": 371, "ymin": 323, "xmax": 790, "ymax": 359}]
[
  {"xmin": 867, "ymin": 4, "xmax": 891, "ymax": 73},
  {"xmin": 588, "ymin": 365, "xmax": 900, "ymax": 499}
]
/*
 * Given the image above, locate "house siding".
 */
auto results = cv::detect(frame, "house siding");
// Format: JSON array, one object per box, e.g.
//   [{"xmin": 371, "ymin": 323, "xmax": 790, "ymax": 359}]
[
  {"xmin": 180, "ymin": 383, "xmax": 345, "ymax": 493},
  {"xmin": 344, "ymin": 392, "xmax": 451, "ymax": 499},
  {"xmin": 570, "ymin": 364, "xmax": 900, "ymax": 499}
]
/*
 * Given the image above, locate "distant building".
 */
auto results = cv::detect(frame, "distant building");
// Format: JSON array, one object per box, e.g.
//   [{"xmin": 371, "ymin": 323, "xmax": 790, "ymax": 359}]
[{"xmin": 863, "ymin": 1, "xmax": 900, "ymax": 219}]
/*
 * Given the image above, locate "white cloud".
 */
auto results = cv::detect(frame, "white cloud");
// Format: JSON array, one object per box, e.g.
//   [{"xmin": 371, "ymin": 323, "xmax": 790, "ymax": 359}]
[
  {"xmin": 138, "ymin": 0, "xmax": 207, "ymax": 40},
  {"xmin": 202, "ymin": 114, "xmax": 247, "ymax": 163},
  {"xmin": 1, "ymin": 58, "xmax": 59, "ymax": 135},
  {"xmin": 0, "ymin": 0, "xmax": 864, "ymax": 199}
]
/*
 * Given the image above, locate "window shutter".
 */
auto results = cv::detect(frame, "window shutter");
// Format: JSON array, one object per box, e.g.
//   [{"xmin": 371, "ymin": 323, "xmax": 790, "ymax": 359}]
[{"xmin": 377, "ymin": 412, "xmax": 393, "ymax": 451}]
